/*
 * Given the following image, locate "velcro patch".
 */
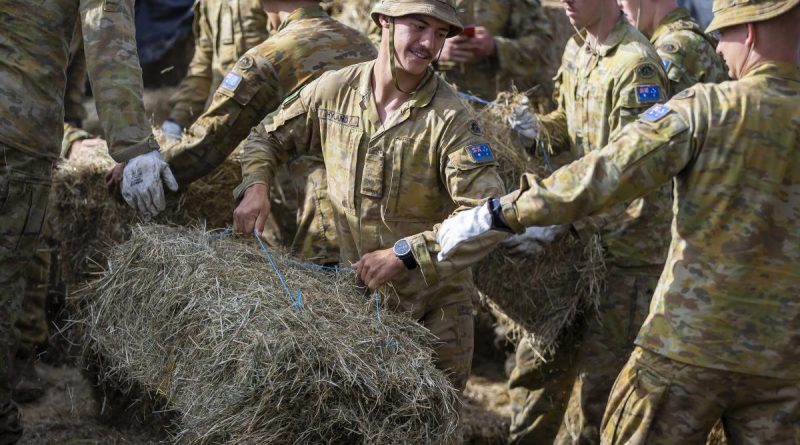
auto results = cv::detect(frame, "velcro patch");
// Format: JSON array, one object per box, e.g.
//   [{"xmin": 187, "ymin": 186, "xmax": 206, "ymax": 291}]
[
  {"xmin": 636, "ymin": 85, "xmax": 662, "ymax": 104},
  {"xmin": 467, "ymin": 143, "xmax": 495, "ymax": 163},
  {"xmin": 318, "ymin": 109, "xmax": 360, "ymax": 127},
  {"xmin": 221, "ymin": 72, "xmax": 242, "ymax": 92},
  {"xmin": 640, "ymin": 104, "xmax": 672, "ymax": 122}
]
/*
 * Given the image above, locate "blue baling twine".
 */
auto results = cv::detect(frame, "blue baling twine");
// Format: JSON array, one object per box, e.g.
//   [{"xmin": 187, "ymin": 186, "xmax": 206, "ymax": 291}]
[
  {"xmin": 207, "ymin": 228, "xmax": 385, "ymax": 329},
  {"xmin": 458, "ymin": 91, "xmax": 491, "ymax": 105}
]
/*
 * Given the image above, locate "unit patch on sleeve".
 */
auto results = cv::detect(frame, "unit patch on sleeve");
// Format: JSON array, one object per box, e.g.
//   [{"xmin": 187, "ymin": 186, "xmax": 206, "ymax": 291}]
[
  {"xmin": 640, "ymin": 104, "xmax": 672, "ymax": 122},
  {"xmin": 636, "ymin": 85, "xmax": 663, "ymax": 104},
  {"xmin": 220, "ymin": 72, "xmax": 242, "ymax": 92},
  {"xmin": 467, "ymin": 143, "xmax": 495, "ymax": 163}
]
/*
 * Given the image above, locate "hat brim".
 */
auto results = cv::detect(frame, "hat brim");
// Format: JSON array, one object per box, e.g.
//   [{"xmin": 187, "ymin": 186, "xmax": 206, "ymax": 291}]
[
  {"xmin": 371, "ymin": 3, "xmax": 463, "ymax": 37},
  {"xmin": 706, "ymin": 0, "xmax": 800, "ymax": 32}
]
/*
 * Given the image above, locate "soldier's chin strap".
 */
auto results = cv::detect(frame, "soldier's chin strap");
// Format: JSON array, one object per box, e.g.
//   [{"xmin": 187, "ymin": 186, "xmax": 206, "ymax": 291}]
[{"xmin": 389, "ymin": 18, "xmax": 436, "ymax": 95}]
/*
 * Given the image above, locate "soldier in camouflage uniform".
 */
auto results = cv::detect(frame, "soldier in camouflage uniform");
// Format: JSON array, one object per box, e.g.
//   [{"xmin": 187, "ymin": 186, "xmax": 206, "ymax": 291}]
[
  {"xmin": 619, "ymin": 0, "xmax": 728, "ymax": 93},
  {"xmin": 0, "ymin": 0, "xmax": 173, "ymax": 440},
  {"xmin": 155, "ymin": 1, "xmax": 376, "ymax": 263},
  {"xmin": 438, "ymin": 0, "xmax": 800, "ymax": 443},
  {"xmin": 232, "ymin": 0, "xmax": 507, "ymax": 408},
  {"xmin": 498, "ymin": 0, "xmax": 671, "ymax": 443},
  {"xmin": 161, "ymin": 0, "xmax": 269, "ymax": 139},
  {"xmin": 435, "ymin": 0, "xmax": 554, "ymax": 102}
]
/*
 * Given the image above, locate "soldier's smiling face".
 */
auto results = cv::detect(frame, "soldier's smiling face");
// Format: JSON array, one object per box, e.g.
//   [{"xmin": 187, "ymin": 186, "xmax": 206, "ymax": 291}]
[
  {"xmin": 387, "ymin": 14, "xmax": 450, "ymax": 75},
  {"xmin": 561, "ymin": 0, "xmax": 604, "ymax": 29}
]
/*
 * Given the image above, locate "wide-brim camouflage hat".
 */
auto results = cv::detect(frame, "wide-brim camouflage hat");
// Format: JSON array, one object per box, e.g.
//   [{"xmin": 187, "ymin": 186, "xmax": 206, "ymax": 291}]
[
  {"xmin": 371, "ymin": 0, "xmax": 463, "ymax": 37},
  {"xmin": 706, "ymin": 0, "xmax": 800, "ymax": 32}
]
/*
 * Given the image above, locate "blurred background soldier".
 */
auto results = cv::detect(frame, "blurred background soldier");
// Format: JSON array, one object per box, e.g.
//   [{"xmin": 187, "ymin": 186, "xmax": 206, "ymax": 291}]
[
  {"xmin": 160, "ymin": 0, "xmax": 270, "ymax": 140},
  {"xmin": 436, "ymin": 0, "xmax": 554, "ymax": 102},
  {"xmin": 0, "ymin": 0, "xmax": 174, "ymax": 441},
  {"xmin": 619, "ymin": 0, "xmax": 728, "ymax": 94}
]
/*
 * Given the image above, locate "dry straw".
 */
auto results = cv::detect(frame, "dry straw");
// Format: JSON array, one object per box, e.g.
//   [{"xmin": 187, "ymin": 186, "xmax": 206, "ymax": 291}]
[
  {"xmin": 463, "ymin": 91, "xmax": 607, "ymax": 364},
  {"xmin": 78, "ymin": 224, "xmax": 459, "ymax": 444}
]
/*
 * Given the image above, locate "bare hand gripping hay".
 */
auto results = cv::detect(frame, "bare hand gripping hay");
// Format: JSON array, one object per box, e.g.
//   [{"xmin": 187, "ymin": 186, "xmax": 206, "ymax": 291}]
[
  {"xmin": 466, "ymin": 92, "xmax": 607, "ymax": 364},
  {"xmin": 78, "ymin": 224, "xmax": 459, "ymax": 444}
]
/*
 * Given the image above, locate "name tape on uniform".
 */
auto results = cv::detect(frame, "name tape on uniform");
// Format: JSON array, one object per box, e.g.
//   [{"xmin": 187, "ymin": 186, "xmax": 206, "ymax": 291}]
[
  {"xmin": 467, "ymin": 143, "xmax": 495, "ymax": 163},
  {"xmin": 637, "ymin": 85, "xmax": 662, "ymax": 104},
  {"xmin": 318, "ymin": 109, "xmax": 360, "ymax": 127}
]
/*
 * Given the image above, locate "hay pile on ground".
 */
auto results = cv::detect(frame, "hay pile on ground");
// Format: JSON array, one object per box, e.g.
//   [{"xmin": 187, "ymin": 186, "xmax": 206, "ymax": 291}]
[
  {"xmin": 78, "ymin": 224, "xmax": 459, "ymax": 444},
  {"xmin": 466, "ymin": 92, "xmax": 607, "ymax": 364},
  {"xmin": 50, "ymin": 139, "xmax": 241, "ymax": 284}
]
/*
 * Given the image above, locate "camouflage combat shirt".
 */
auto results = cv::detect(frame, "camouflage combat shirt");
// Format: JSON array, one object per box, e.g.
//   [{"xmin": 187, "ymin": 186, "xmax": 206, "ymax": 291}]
[
  {"xmin": 236, "ymin": 61, "xmax": 506, "ymax": 317},
  {"xmin": 538, "ymin": 15, "xmax": 671, "ymax": 267},
  {"xmin": 168, "ymin": 0, "xmax": 269, "ymax": 128},
  {"xmin": 501, "ymin": 62, "xmax": 800, "ymax": 378},
  {"xmin": 650, "ymin": 7, "xmax": 728, "ymax": 94},
  {"xmin": 0, "ymin": 0, "xmax": 155, "ymax": 162}
]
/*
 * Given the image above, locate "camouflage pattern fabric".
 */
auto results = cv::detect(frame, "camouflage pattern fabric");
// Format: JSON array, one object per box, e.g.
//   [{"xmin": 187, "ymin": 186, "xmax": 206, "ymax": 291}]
[
  {"xmin": 650, "ymin": 7, "xmax": 728, "ymax": 95},
  {"xmin": 166, "ymin": 5, "xmax": 376, "ymax": 263},
  {"xmin": 705, "ymin": 0, "xmax": 800, "ymax": 33},
  {"xmin": 501, "ymin": 61, "xmax": 800, "ymax": 379},
  {"xmin": 536, "ymin": 16, "xmax": 671, "ymax": 268},
  {"xmin": 167, "ymin": 0, "xmax": 269, "ymax": 128},
  {"xmin": 602, "ymin": 347, "xmax": 800, "ymax": 444},
  {"xmin": 0, "ymin": 0, "xmax": 157, "ymax": 163},
  {"xmin": 15, "ymin": 240, "xmax": 52, "ymax": 355},
  {"xmin": 235, "ymin": 60, "xmax": 506, "ymax": 388},
  {"xmin": 440, "ymin": 0, "xmax": 554, "ymax": 101},
  {"xmin": 64, "ymin": 21, "xmax": 88, "ymax": 127}
]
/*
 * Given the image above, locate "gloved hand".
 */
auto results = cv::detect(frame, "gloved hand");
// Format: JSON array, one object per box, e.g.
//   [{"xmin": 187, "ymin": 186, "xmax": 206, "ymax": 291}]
[
  {"xmin": 121, "ymin": 150, "xmax": 179, "ymax": 218},
  {"xmin": 503, "ymin": 224, "xmax": 569, "ymax": 257},
  {"xmin": 507, "ymin": 97, "xmax": 539, "ymax": 140},
  {"xmin": 160, "ymin": 119, "xmax": 183, "ymax": 141},
  {"xmin": 438, "ymin": 200, "xmax": 510, "ymax": 262}
]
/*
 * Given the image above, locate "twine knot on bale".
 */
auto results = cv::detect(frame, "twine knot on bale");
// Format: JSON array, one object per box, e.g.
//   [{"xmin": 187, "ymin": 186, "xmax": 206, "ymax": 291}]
[{"xmin": 79, "ymin": 224, "xmax": 459, "ymax": 444}]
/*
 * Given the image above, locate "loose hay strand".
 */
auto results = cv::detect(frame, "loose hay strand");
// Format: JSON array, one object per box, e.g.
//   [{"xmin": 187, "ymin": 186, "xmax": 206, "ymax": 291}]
[{"xmin": 78, "ymin": 225, "xmax": 459, "ymax": 444}]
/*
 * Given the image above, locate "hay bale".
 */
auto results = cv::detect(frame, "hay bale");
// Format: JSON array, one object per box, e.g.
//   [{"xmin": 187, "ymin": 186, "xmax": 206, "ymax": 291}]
[
  {"xmin": 50, "ymin": 138, "xmax": 241, "ymax": 284},
  {"xmin": 78, "ymin": 224, "xmax": 459, "ymax": 444},
  {"xmin": 465, "ymin": 92, "xmax": 606, "ymax": 364}
]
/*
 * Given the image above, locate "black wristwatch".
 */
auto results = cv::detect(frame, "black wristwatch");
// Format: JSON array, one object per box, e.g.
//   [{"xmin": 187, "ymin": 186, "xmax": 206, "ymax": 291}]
[{"xmin": 393, "ymin": 239, "xmax": 417, "ymax": 270}]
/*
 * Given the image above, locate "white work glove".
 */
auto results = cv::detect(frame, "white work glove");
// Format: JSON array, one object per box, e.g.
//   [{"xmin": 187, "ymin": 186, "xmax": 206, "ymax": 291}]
[
  {"xmin": 121, "ymin": 150, "xmax": 179, "ymax": 219},
  {"xmin": 438, "ymin": 201, "xmax": 509, "ymax": 262},
  {"xmin": 507, "ymin": 97, "xmax": 539, "ymax": 140},
  {"xmin": 160, "ymin": 119, "xmax": 183, "ymax": 141},
  {"xmin": 502, "ymin": 224, "xmax": 570, "ymax": 257}
]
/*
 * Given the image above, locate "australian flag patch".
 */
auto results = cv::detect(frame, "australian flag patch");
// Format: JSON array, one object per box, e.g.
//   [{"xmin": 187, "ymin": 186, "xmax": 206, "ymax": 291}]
[
  {"xmin": 636, "ymin": 85, "xmax": 662, "ymax": 104},
  {"xmin": 467, "ymin": 143, "xmax": 495, "ymax": 163},
  {"xmin": 221, "ymin": 72, "xmax": 242, "ymax": 92},
  {"xmin": 641, "ymin": 104, "xmax": 672, "ymax": 122}
]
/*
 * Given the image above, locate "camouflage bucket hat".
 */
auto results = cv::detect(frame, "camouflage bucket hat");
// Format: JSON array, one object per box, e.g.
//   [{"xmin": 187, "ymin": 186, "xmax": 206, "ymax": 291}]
[
  {"xmin": 706, "ymin": 0, "xmax": 800, "ymax": 32},
  {"xmin": 371, "ymin": 0, "xmax": 463, "ymax": 37}
]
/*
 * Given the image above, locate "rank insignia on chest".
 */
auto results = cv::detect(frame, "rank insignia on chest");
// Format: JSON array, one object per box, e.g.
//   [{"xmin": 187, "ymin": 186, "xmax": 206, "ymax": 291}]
[
  {"xmin": 221, "ymin": 72, "xmax": 242, "ymax": 92},
  {"xmin": 467, "ymin": 143, "xmax": 495, "ymax": 163},
  {"xmin": 636, "ymin": 85, "xmax": 662, "ymax": 104},
  {"xmin": 641, "ymin": 104, "xmax": 671, "ymax": 122}
]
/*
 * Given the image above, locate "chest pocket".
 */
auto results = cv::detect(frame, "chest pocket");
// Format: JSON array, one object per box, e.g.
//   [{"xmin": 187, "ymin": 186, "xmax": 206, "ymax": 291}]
[
  {"xmin": 384, "ymin": 137, "xmax": 445, "ymax": 223},
  {"xmin": 322, "ymin": 122, "xmax": 363, "ymax": 212}
]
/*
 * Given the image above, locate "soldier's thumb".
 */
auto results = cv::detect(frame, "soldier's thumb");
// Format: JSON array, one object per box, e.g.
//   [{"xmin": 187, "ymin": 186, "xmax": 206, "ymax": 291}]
[{"xmin": 162, "ymin": 165, "xmax": 180, "ymax": 192}]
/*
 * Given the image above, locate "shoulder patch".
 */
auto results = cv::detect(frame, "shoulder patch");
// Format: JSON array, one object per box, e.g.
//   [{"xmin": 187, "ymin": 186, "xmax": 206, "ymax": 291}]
[
  {"xmin": 282, "ymin": 88, "xmax": 302, "ymax": 105},
  {"xmin": 640, "ymin": 104, "xmax": 672, "ymax": 122},
  {"xmin": 469, "ymin": 120, "xmax": 482, "ymax": 136},
  {"xmin": 238, "ymin": 55, "xmax": 254, "ymax": 70},
  {"xmin": 636, "ymin": 85, "xmax": 663, "ymax": 104},
  {"xmin": 636, "ymin": 64, "xmax": 657, "ymax": 79},
  {"xmin": 220, "ymin": 71, "xmax": 242, "ymax": 92},
  {"xmin": 466, "ymin": 143, "xmax": 495, "ymax": 163},
  {"xmin": 659, "ymin": 42, "xmax": 679, "ymax": 54},
  {"xmin": 673, "ymin": 89, "xmax": 695, "ymax": 100}
]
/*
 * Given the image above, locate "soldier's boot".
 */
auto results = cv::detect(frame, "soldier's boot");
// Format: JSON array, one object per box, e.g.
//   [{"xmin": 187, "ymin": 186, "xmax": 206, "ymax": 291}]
[{"xmin": 10, "ymin": 352, "xmax": 44, "ymax": 404}]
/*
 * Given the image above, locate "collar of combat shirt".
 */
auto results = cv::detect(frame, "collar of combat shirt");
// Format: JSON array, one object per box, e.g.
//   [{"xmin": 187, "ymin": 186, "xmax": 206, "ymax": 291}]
[
  {"xmin": 277, "ymin": 5, "xmax": 328, "ymax": 32},
  {"xmin": 650, "ymin": 7, "xmax": 696, "ymax": 42}
]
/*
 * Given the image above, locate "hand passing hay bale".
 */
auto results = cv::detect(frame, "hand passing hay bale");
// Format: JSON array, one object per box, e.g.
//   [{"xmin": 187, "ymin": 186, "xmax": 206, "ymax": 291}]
[
  {"xmin": 465, "ymin": 92, "xmax": 607, "ymax": 364},
  {"xmin": 78, "ymin": 224, "xmax": 459, "ymax": 444}
]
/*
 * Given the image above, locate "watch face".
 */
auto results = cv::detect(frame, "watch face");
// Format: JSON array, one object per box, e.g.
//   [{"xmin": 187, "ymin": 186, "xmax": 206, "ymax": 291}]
[{"xmin": 393, "ymin": 239, "xmax": 411, "ymax": 256}]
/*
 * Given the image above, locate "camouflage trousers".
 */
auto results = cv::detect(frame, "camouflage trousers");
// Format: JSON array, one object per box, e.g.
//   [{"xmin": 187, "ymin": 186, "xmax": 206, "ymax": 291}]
[
  {"xmin": 602, "ymin": 347, "xmax": 800, "ymax": 445},
  {"xmin": 508, "ymin": 266, "xmax": 659, "ymax": 445},
  {"xmin": 422, "ymin": 299, "xmax": 475, "ymax": 393},
  {"xmin": 1, "ymin": 144, "xmax": 54, "ymax": 443},
  {"xmin": 15, "ymin": 234, "xmax": 52, "ymax": 357}
]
